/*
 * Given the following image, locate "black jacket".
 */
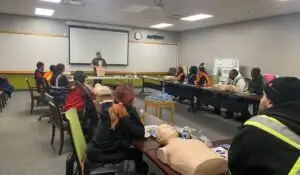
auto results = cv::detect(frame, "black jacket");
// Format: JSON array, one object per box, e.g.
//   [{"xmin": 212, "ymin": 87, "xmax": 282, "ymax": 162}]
[
  {"xmin": 249, "ymin": 75, "xmax": 264, "ymax": 95},
  {"xmin": 86, "ymin": 103, "xmax": 145, "ymax": 163},
  {"xmin": 187, "ymin": 73, "xmax": 196, "ymax": 85},
  {"xmin": 229, "ymin": 100, "xmax": 300, "ymax": 175}
]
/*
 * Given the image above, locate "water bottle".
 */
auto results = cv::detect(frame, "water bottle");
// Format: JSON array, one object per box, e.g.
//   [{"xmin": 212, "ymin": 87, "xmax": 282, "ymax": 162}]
[{"xmin": 139, "ymin": 109, "xmax": 145, "ymax": 123}]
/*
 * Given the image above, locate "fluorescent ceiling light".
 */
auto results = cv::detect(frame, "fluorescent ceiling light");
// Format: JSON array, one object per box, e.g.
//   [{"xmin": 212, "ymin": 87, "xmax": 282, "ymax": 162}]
[
  {"xmin": 181, "ymin": 14, "xmax": 213, "ymax": 21},
  {"xmin": 150, "ymin": 23, "xmax": 173, "ymax": 29},
  {"xmin": 39, "ymin": 0, "xmax": 61, "ymax": 3},
  {"xmin": 35, "ymin": 8, "xmax": 55, "ymax": 16}
]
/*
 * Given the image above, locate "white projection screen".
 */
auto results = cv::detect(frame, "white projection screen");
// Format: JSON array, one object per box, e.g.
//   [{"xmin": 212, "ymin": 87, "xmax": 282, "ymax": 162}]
[{"xmin": 69, "ymin": 26, "xmax": 129, "ymax": 65}]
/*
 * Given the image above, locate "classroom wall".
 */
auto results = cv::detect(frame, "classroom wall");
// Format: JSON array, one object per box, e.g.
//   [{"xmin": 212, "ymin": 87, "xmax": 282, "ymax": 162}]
[
  {"xmin": 0, "ymin": 14, "xmax": 176, "ymax": 90},
  {"xmin": 178, "ymin": 12, "xmax": 300, "ymax": 77},
  {"xmin": 0, "ymin": 14, "xmax": 178, "ymax": 71}
]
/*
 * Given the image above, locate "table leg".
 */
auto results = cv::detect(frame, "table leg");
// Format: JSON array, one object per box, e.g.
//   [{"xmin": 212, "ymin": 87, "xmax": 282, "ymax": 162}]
[
  {"xmin": 154, "ymin": 105, "xmax": 158, "ymax": 117},
  {"xmin": 144, "ymin": 103, "xmax": 148, "ymax": 114},
  {"xmin": 171, "ymin": 104, "xmax": 175, "ymax": 122},
  {"xmin": 159, "ymin": 107, "xmax": 162, "ymax": 119},
  {"xmin": 140, "ymin": 78, "xmax": 145, "ymax": 95}
]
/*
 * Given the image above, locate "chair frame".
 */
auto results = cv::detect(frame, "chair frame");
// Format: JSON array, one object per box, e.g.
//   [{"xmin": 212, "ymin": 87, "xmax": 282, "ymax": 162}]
[
  {"xmin": 25, "ymin": 77, "xmax": 41, "ymax": 114},
  {"xmin": 38, "ymin": 78, "xmax": 51, "ymax": 121},
  {"xmin": 65, "ymin": 108, "xmax": 123, "ymax": 175},
  {"xmin": 47, "ymin": 93, "xmax": 68, "ymax": 155}
]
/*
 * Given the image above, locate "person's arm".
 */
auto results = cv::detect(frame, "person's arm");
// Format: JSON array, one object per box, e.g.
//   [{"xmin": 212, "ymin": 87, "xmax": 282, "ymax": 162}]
[
  {"xmin": 120, "ymin": 117, "xmax": 145, "ymax": 140},
  {"xmin": 205, "ymin": 74, "xmax": 212, "ymax": 87},
  {"xmin": 102, "ymin": 59, "xmax": 107, "ymax": 68},
  {"xmin": 91, "ymin": 58, "xmax": 97, "ymax": 67}
]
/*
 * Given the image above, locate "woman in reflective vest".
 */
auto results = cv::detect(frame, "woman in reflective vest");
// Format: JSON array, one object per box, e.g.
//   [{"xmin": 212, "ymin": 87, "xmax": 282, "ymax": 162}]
[{"xmin": 229, "ymin": 77, "xmax": 300, "ymax": 175}]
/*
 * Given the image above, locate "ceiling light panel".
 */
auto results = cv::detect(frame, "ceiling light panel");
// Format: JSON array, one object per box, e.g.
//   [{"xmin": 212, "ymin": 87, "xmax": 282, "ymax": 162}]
[
  {"xmin": 181, "ymin": 14, "xmax": 213, "ymax": 21},
  {"xmin": 150, "ymin": 23, "xmax": 173, "ymax": 29},
  {"xmin": 39, "ymin": 0, "xmax": 61, "ymax": 3},
  {"xmin": 122, "ymin": 4, "xmax": 149, "ymax": 13},
  {"xmin": 35, "ymin": 8, "xmax": 55, "ymax": 16}
]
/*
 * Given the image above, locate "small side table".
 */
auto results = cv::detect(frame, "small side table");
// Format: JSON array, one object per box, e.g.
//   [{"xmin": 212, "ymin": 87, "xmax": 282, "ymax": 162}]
[{"xmin": 144, "ymin": 99, "xmax": 175, "ymax": 122}]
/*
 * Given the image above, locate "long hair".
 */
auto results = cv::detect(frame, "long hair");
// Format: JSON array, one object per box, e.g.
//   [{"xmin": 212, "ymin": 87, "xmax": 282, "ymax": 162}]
[
  {"xmin": 109, "ymin": 103, "xmax": 128, "ymax": 130},
  {"xmin": 177, "ymin": 66, "xmax": 184, "ymax": 74},
  {"xmin": 50, "ymin": 63, "xmax": 65, "ymax": 85},
  {"xmin": 109, "ymin": 85, "xmax": 134, "ymax": 130}
]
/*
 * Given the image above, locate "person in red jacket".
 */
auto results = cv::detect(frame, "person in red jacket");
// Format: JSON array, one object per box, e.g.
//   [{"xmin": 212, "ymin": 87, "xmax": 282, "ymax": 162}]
[{"xmin": 64, "ymin": 71, "xmax": 94, "ymax": 111}]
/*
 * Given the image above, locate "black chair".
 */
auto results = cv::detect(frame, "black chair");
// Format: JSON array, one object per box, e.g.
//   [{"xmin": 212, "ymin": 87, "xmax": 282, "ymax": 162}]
[
  {"xmin": 78, "ymin": 83, "xmax": 99, "ymax": 142},
  {"xmin": 38, "ymin": 78, "xmax": 51, "ymax": 121},
  {"xmin": 47, "ymin": 93, "xmax": 69, "ymax": 155},
  {"xmin": 25, "ymin": 77, "xmax": 42, "ymax": 114}
]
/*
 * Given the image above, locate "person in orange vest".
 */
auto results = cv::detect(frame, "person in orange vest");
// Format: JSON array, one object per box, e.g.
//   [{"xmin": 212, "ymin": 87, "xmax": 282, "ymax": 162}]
[
  {"xmin": 195, "ymin": 67, "xmax": 211, "ymax": 87},
  {"xmin": 43, "ymin": 65, "xmax": 55, "ymax": 83}
]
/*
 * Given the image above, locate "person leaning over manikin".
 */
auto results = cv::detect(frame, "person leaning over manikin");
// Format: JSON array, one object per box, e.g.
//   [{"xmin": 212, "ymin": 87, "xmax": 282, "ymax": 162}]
[{"xmin": 229, "ymin": 77, "xmax": 300, "ymax": 175}]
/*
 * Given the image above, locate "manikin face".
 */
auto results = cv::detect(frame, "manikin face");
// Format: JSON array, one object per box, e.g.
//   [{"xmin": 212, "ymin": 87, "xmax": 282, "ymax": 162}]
[{"xmin": 258, "ymin": 92, "xmax": 273, "ymax": 114}]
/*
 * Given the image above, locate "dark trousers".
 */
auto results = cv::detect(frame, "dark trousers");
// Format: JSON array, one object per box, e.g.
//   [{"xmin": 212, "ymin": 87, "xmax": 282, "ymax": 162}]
[
  {"xmin": 125, "ymin": 148, "xmax": 148, "ymax": 175},
  {"xmin": 85, "ymin": 148, "xmax": 148, "ymax": 175}
]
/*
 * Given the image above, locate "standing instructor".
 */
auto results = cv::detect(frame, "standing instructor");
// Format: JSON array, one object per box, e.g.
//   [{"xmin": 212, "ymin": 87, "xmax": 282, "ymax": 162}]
[
  {"xmin": 91, "ymin": 51, "xmax": 107, "ymax": 85},
  {"xmin": 91, "ymin": 51, "xmax": 107, "ymax": 74}
]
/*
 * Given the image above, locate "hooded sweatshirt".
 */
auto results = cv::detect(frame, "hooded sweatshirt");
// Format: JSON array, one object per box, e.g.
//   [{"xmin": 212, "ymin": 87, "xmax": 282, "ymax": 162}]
[
  {"xmin": 228, "ymin": 100, "xmax": 300, "ymax": 175},
  {"xmin": 226, "ymin": 73, "xmax": 247, "ymax": 92}
]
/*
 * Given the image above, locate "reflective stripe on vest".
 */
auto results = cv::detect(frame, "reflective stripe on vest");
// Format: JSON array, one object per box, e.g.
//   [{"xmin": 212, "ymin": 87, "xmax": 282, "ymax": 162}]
[{"xmin": 244, "ymin": 115, "xmax": 300, "ymax": 175}]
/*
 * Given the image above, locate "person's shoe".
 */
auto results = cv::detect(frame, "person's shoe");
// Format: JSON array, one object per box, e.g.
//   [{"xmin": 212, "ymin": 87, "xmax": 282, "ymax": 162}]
[
  {"xmin": 224, "ymin": 111, "xmax": 234, "ymax": 119},
  {"xmin": 213, "ymin": 108, "xmax": 221, "ymax": 115}
]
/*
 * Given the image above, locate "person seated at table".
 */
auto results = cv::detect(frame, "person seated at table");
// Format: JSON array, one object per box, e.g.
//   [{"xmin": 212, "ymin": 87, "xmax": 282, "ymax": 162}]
[
  {"xmin": 86, "ymin": 85, "xmax": 148, "ymax": 175},
  {"xmin": 226, "ymin": 69, "xmax": 247, "ymax": 92},
  {"xmin": 0, "ymin": 77, "xmax": 13, "ymax": 98},
  {"xmin": 50, "ymin": 63, "xmax": 68, "ymax": 88},
  {"xmin": 199, "ymin": 62, "xmax": 208, "ymax": 74},
  {"xmin": 187, "ymin": 66, "xmax": 197, "ymax": 84},
  {"xmin": 214, "ymin": 69, "xmax": 248, "ymax": 119},
  {"xmin": 64, "ymin": 71, "xmax": 95, "ymax": 111},
  {"xmin": 195, "ymin": 67, "xmax": 212, "ymax": 87},
  {"xmin": 43, "ymin": 65, "xmax": 55, "ymax": 84},
  {"xmin": 249, "ymin": 68, "xmax": 264, "ymax": 95},
  {"xmin": 229, "ymin": 77, "xmax": 300, "ymax": 175},
  {"xmin": 175, "ymin": 66, "xmax": 186, "ymax": 82},
  {"xmin": 190, "ymin": 67, "xmax": 212, "ymax": 112},
  {"xmin": 34, "ymin": 61, "xmax": 44, "ymax": 91},
  {"xmin": 50, "ymin": 63, "xmax": 68, "ymax": 103}
]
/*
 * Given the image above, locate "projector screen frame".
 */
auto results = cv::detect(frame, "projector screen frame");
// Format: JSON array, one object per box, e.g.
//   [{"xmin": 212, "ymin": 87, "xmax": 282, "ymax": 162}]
[{"xmin": 68, "ymin": 25, "xmax": 129, "ymax": 66}]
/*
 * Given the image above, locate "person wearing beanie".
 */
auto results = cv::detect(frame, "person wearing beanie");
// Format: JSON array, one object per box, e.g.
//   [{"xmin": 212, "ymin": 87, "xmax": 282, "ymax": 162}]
[
  {"xmin": 86, "ymin": 85, "xmax": 148, "ymax": 175},
  {"xmin": 228, "ymin": 77, "xmax": 300, "ymax": 175}
]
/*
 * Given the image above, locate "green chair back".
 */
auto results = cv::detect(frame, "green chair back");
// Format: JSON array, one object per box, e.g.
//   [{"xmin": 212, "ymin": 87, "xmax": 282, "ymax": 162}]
[{"xmin": 66, "ymin": 108, "xmax": 87, "ymax": 162}]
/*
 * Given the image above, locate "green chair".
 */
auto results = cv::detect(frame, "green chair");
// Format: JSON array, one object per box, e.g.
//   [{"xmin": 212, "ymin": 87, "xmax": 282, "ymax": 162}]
[{"xmin": 65, "ymin": 108, "xmax": 124, "ymax": 175}]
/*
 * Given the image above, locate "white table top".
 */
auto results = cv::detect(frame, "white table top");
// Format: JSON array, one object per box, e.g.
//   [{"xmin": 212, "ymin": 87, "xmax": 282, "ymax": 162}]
[
  {"xmin": 86, "ymin": 76, "xmax": 140, "ymax": 80},
  {"xmin": 141, "ymin": 76, "xmax": 164, "ymax": 81}
]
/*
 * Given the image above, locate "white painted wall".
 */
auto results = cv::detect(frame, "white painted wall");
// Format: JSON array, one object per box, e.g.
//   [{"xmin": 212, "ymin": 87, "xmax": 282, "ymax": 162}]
[
  {"xmin": 0, "ymin": 14, "xmax": 178, "ymax": 72},
  {"xmin": 179, "ymin": 13, "xmax": 300, "ymax": 77}
]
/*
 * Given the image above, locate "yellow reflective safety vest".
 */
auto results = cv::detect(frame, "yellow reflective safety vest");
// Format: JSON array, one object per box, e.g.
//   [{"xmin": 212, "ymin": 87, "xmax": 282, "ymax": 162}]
[{"xmin": 245, "ymin": 115, "xmax": 300, "ymax": 175}]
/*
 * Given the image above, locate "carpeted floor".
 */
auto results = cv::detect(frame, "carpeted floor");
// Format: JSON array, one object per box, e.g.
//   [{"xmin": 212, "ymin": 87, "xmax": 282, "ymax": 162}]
[{"xmin": 0, "ymin": 91, "xmax": 239, "ymax": 175}]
